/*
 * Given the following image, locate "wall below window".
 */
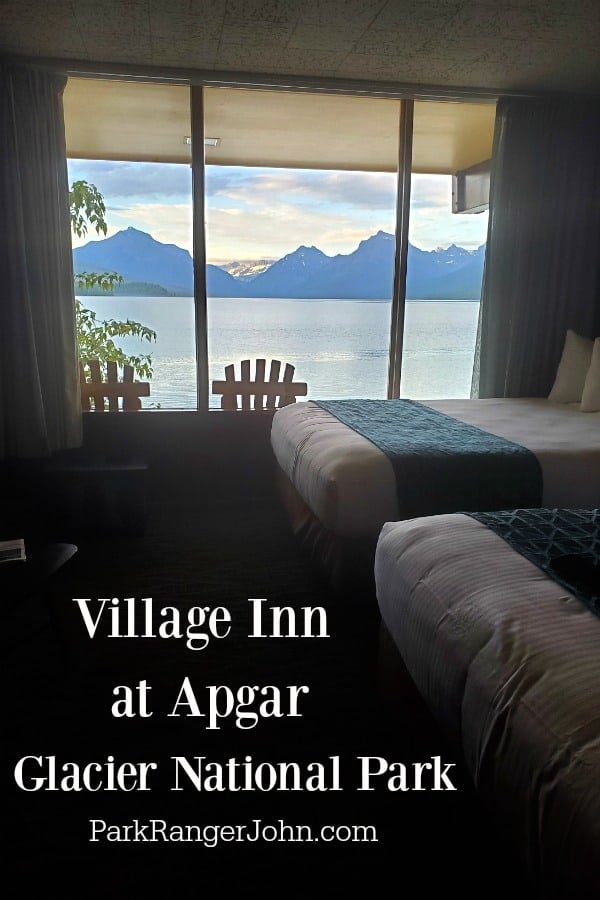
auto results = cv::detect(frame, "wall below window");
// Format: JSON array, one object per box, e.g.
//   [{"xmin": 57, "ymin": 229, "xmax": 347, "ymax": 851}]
[
  {"xmin": 82, "ymin": 410, "xmax": 278, "ymax": 505},
  {"xmin": 0, "ymin": 412, "xmax": 278, "ymax": 541}
]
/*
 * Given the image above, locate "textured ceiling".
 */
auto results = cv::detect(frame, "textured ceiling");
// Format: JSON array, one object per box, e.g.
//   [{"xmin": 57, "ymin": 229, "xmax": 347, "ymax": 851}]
[{"xmin": 1, "ymin": 0, "xmax": 599, "ymax": 94}]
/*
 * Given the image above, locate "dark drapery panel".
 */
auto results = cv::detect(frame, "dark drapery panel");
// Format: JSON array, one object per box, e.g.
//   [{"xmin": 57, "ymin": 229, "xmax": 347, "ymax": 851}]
[
  {"xmin": 472, "ymin": 95, "xmax": 600, "ymax": 398},
  {"xmin": 0, "ymin": 61, "xmax": 81, "ymax": 458}
]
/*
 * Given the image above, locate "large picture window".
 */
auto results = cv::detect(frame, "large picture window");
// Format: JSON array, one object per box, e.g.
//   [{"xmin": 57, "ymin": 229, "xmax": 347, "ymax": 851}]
[
  {"xmin": 64, "ymin": 78, "xmax": 495, "ymax": 411},
  {"xmin": 65, "ymin": 79, "xmax": 195, "ymax": 410},
  {"xmin": 400, "ymin": 101, "xmax": 492, "ymax": 398},
  {"xmin": 202, "ymin": 87, "xmax": 401, "ymax": 406}
]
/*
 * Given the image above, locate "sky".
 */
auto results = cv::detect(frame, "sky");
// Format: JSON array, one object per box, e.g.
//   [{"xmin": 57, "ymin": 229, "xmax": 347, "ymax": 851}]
[{"xmin": 67, "ymin": 159, "xmax": 489, "ymax": 264}]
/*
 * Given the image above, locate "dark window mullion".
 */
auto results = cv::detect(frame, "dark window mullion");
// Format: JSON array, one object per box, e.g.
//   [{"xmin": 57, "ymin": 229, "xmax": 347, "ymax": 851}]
[
  {"xmin": 190, "ymin": 84, "xmax": 209, "ymax": 411},
  {"xmin": 388, "ymin": 98, "xmax": 414, "ymax": 399}
]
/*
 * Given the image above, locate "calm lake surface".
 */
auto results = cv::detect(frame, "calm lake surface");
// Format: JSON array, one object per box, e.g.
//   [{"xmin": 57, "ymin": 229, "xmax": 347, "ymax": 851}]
[{"xmin": 79, "ymin": 296, "xmax": 480, "ymax": 409}]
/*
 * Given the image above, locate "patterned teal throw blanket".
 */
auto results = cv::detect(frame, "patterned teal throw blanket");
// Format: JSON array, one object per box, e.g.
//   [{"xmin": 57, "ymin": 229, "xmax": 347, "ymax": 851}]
[
  {"xmin": 314, "ymin": 398, "xmax": 543, "ymax": 518},
  {"xmin": 469, "ymin": 508, "xmax": 600, "ymax": 615}
]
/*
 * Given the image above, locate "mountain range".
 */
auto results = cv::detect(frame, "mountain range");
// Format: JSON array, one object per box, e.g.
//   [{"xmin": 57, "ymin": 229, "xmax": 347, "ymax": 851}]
[{"xmin": 73, "ymin": 227, "xmax": 486, "ymax": 300}]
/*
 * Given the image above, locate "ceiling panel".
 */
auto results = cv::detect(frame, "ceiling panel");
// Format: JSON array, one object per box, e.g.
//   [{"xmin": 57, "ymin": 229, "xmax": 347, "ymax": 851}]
[
  {"xmin": 64, "ymin": 79, "xmax": 192, "ymax": 164},
  {"xmin": 64, "ymin": 77, "xmax": 495, "ymax": 174}
]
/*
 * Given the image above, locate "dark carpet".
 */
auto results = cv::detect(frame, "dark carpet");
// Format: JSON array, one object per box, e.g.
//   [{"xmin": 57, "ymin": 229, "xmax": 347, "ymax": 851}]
[{"xmin": 3, "ymin": 498, "xmax": 528, "ymax": 898}]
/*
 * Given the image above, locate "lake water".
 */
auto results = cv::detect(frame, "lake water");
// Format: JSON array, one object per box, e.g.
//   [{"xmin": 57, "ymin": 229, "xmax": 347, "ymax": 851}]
[{"xmin": 79, "ymin": 296, "xmax": 480, "ymax": 409}]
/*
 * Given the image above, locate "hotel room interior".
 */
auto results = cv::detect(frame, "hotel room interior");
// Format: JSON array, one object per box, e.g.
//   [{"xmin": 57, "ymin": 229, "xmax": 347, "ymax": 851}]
[{"xmin": 1, "ymin": 2, "xmax": 600, "ymax": 897}]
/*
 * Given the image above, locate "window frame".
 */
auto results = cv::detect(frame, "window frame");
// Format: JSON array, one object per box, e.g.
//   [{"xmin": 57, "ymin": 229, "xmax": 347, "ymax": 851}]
[{"xmin": 66, "ymin": 66, "xmax": 498, "ymax": 412}]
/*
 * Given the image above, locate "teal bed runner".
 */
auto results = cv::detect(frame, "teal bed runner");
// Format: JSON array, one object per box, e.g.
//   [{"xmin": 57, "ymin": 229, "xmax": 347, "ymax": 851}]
[
  {"xmin": 313, "ymin": 398, "xmax": 543, "ymax": 518},
  {"xmin": 468, "ymin": 508, "xmax": 600, "ymax": 615}
]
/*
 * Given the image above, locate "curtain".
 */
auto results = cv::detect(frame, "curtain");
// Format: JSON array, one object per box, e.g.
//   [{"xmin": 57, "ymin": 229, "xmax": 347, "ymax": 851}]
[
  {"xmin": 0, "ymin": 61, "xmax": 81, "ymax": 459},
  {"xmin": 472, "ymin": 95, "xmax": 600, "ymax": 398}
]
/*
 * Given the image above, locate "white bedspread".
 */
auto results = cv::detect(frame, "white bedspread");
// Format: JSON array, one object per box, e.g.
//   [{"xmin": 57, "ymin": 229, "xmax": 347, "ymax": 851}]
[
  {"xmin": 375, "ymin": 513, "xmax": 600, "ymax": 893},
  {"xmin": 271, "ymin": 398, "xmax": 600, "ymax": 537}
]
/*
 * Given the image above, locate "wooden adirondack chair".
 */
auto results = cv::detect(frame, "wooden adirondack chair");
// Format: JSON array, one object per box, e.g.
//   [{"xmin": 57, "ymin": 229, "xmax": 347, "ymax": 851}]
[
  {"xmin": 212, "ymin": 359, "xmax": 307, "ymax": 411},
  {"xmin": 79, "ymin": 360, "xmax": 150, "ymax": 412}
]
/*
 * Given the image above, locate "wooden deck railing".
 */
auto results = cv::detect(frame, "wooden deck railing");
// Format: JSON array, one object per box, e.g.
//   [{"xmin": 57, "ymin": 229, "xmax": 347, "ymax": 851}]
[
  {"xmin": 79, "ymin": 360, "xmax": 150, "ymax": 412},
  {"xmin": 212, "ymin": 359, "xmax": 307, "ymax": 411}
]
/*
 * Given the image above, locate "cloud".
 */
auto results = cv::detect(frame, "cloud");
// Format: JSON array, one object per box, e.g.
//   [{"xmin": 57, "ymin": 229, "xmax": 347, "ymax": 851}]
[
  {"xmin": 205, "ymin": 197, "xmax": 395, "ymax": 261},
  {"xmin": 203, "ymin": 166, "xmax": 398, "ymax": 258},
  {"xmin": 110, "ymin": 203, "xmax": 194, "ymax": 252},
  {"xmin": 408, "ymin": 175, "xmax": 487, "ymax": 249},
  {"xmin": 68, "ymin": 159, "xmax": 487, "ymax": 261},
  {"xmin": 205, "ymin": 166, "xmax": 397, "ymax": 212},
  {"xmin": 410, "ymin": 208, "xmax": 488, "ymax": 250},
  {"xmin": 409, "ymin": 174, "xmax": 452, "ymax": 210},
  {"xmin": 72, "ymin": 201, "xmax": 194, "ymax": 253},
  {"xmin": 67, "ymin": 159, "xmax": 192, "ymax": 202},
  {"xmin": 305, "ymin": 172, "xmax": 397, "ymax": 210}
]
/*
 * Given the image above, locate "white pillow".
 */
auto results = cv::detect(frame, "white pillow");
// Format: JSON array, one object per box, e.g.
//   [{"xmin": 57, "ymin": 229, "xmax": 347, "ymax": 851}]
[
  {"xmin": 548, "ymin": 329, "xmax": 593, "ymax": 403},
  {"xmin": 581, "ymin": 337, "xmax": 600, "ymax": 412}
]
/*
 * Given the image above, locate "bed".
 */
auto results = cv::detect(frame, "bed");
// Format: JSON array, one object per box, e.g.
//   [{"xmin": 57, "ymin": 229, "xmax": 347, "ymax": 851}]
[
  {"xmin": 375, "ymin": 508, "xmax": 600, "ymax": 896},
  {"xmin": 271, "ymin": 398, "xmax": 600, "ymax": 587}
]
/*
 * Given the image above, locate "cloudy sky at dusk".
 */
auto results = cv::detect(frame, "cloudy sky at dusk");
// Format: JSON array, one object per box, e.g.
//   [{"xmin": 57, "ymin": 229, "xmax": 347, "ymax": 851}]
[{"xmin": 67, "ymin": 159, "xmax": 488, "ymax": 263}]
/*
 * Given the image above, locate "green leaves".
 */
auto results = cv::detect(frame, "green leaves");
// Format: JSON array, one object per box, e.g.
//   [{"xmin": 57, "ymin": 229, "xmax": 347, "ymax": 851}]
[
  {"xmin": 75, "ymin": 300, "xmax": 156, "ymax": 381},
  {"xmin": 70, "ymin": 179, "xmax": 156, "ymax": 381},
  {"xmin": 69, "ymin": 180, "xmax": 108, "ymax": 239},
  {"xmin": 75, "ymin": 271, "xmax": 124, "ymax": 291}
]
